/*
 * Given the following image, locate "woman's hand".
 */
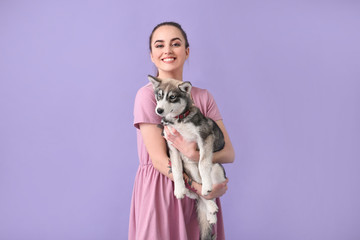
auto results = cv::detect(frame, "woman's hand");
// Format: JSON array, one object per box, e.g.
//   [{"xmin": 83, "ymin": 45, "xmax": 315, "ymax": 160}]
[
  {"xmin": 189, "ymin": 177, "xmax": 229, "ymax": 200},
  {"xmin": 164, "ymin": 126, "xmax": 199, "ymax": 161},
  {"xmin": 201, "ymin": 179, "xmax": 229, "ymax": 200}
]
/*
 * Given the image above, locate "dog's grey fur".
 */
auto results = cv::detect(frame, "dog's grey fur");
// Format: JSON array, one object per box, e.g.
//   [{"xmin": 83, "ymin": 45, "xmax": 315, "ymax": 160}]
[{"xmin": 148, "ymin": 75, "xmax": 227, "ymax": 240}]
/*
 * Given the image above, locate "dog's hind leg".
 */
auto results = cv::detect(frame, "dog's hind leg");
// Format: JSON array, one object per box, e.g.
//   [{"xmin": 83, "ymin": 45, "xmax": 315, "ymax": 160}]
[
  {"xmin": 198, "ymin": 138, "xmax": 214, "ymax": 196},
  {"xmin": 211, "ymin": 163, "xmax": 226, "ymax": 185}
]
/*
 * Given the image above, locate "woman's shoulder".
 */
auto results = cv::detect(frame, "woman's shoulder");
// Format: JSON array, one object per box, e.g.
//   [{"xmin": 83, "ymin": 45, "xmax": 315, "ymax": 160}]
[
  {"xmin": 191, "ymin": 85, "xmax": 213, "ymax": 101},
  {"xmin": 191, "ymin": 85, "xmax": 221, "ymax": 119},
  {"xmin": 133, "ymin": 82, "xmax": 160, "ymax": 128},
  {"xmin": 135, "ymin": 83, "xmax": 155, "ymax": 100},
  {"xmin": 136, "ymin": 82, "xmax": 154, "ymax": 95}
]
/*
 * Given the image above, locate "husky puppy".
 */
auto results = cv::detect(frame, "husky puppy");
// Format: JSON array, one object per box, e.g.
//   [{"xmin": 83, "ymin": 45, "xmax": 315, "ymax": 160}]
[{"xmin": 148, "ymin": 75, "xmax": 227, "ymax": 240}]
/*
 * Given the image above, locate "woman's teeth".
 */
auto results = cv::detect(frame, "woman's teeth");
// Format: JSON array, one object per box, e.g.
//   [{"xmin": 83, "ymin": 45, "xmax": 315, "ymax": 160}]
[{"xmin": 163, "ymin": 58, "xmax": 175, "ymax": 62}]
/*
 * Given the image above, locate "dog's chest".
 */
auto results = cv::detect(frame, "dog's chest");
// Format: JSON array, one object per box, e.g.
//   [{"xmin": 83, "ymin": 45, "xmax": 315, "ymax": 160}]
[{"xmin": 173, "ymin": 122, "xmax": 199, "ymax": 142}]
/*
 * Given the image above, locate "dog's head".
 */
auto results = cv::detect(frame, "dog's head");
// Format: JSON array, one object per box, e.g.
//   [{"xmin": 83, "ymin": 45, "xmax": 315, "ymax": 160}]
[{"xmin": 148, "ymin": 75, "xmax": 192, "ymax": 119}]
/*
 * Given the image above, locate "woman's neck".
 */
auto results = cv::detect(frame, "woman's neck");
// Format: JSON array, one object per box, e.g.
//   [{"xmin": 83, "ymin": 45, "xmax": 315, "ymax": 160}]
[{"xmin": 157, "ymin": 70, "xmax": 183, "ymax": 81}]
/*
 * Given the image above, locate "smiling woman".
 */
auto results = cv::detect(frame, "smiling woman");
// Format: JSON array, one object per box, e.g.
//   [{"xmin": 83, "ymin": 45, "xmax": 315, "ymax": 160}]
[
  {"xmin": 129, "ymin": 22, "xmax": 234, "ymax": 240},
  {"xmin": 149, "ymin": 22, "xmax": 190, "ymax": 81}
]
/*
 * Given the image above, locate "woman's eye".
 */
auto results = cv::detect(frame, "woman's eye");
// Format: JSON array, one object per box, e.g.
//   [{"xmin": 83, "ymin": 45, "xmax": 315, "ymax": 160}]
[
  {"xmin": 155, "ymin": 44, "xmax": 164, "ymax": 48},
  {"xmin": 172, "ymin": 43, "xmax": 181, "ymax": 47}
]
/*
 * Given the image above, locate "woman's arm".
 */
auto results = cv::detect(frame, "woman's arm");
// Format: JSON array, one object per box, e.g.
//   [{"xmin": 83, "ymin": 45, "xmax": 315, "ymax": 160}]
[
  {"xmin": 213, "ymin": 120, "xmax": 235, "ymax": 164},
  {"xmin": 139, "ymin": 123, "xmax": 171, "ymax": 177},
  {"xmin": 139, "ymin": 123, "xmax": 228, "ymax": 198},
  {"xmin": 164, "ymin": 120, "xmax": 235, "ymax": 164}
]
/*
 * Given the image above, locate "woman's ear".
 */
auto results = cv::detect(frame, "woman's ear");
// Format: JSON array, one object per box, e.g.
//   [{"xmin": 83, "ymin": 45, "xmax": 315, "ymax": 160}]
[
  {"xmin": 185, "ymin": 47, "xmax": 190, "ymax": 59},
  {"xmin": 150, "ymin": 52, "xmax": 155, "ymax": 64}
]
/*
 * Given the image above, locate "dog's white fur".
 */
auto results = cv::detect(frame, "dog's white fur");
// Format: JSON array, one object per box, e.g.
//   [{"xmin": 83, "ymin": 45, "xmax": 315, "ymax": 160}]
[{"xmin": 148, "ymin": 75, "xmax": 226, "ymax": 240}]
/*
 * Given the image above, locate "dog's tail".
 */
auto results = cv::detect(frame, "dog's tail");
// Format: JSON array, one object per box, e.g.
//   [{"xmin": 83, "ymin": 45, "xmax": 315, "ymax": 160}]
[{"xmin": 197, "ymin": 199, "xmax": 216, "ymax": 240}]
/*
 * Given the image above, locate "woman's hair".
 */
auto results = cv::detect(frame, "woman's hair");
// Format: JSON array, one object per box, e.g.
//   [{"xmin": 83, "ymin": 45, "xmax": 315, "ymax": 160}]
[{"xmin": 149, "ymin": 22, "xmax": 190, "ymax": 52}]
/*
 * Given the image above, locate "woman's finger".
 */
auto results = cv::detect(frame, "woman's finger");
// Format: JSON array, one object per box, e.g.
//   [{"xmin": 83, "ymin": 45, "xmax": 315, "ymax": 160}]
[{"xmin": 163, "ymin": 126, "xmax": 169, "ymax": 135}]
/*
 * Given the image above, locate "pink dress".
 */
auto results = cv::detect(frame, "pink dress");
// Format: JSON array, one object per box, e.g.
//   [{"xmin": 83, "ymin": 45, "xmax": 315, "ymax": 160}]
[{"xmin": 129, "ymin": 82, "xmax": 225, "ymax": 240}]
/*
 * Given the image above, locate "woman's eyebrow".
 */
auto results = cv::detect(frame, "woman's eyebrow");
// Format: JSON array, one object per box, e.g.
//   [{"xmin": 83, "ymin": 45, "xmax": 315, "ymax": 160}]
[
  {"xmin": 171, "ymin": 37, "xmax": 182, "ymax": 42},
  {"xmin": 154, "ymin": 40, "xmax": 164, "ymax": 44},
  {"xmin": 153, "ymin": 38, "xmax": 182, "ymax": 45}
]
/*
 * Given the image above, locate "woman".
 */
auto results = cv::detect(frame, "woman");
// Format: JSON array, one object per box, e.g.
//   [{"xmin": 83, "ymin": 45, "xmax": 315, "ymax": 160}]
[{"xmin": 129, "ymin": 22, "xmax": 235, "ymax": 240}]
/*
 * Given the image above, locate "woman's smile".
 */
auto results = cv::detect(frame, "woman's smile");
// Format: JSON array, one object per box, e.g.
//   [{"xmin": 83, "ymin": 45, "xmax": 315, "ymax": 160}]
[{"xmin": 162, "ymin": 57, "xmax": 176, "ymax": 63}]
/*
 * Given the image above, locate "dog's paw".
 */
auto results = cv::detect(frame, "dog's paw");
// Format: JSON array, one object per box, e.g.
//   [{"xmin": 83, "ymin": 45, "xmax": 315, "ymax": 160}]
[
  {"xmin": 207, "ymin": 212, "xmax": 217, "ymax": 225},
  {"xmin": 207, "ymin": 201, "xmax": 219, "ymax": 215},
  {"xmin": 201, "ymin": 183, "xmax": 212, "ymax": 196},
  {"xmin": 186, "ymin": 190, "xmax": 198, "ymax": 200},
  {"xmin": 174, "ymin": 186, "xmax": 187, "ymax": 199}
]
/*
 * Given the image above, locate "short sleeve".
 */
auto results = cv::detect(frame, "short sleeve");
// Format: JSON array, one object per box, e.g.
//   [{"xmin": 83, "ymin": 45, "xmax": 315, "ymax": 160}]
[
  {"xmin": 133, "ymin": 84, "xmax": 162, "ymax": 129},
  {"xmin": 204, "ymin": 90, "xmax": 222, "ymax": 121}
]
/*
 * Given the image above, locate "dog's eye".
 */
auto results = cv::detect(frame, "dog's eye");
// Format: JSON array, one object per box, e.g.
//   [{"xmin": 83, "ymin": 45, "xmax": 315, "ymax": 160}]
[
  {"xmin": 169, "ymin": 95, "xmax": 176, "ymax": 100},
  {"xmin": 157, "ymin": 92, "xmax": 162, "ymax": 98}
]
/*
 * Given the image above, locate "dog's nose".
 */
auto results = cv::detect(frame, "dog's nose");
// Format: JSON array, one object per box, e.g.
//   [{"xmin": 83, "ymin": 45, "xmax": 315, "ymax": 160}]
[{"xmin": 157, "ymin": 108, "xmax": 164, "ymax": 114}]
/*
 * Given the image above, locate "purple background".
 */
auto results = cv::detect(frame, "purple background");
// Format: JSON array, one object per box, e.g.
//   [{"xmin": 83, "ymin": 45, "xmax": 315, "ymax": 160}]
[{"xmin": 1, "ymin": 1, "xmax": 360, "ymax": 239}]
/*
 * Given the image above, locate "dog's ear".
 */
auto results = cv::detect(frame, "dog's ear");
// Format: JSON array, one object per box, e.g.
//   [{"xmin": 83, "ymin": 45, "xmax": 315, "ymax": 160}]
[
  {"xmin": 179, "ymin": 81, "xmax": 192, "ymax": 94},
  {"xmin": 148, "ymin": 75, "xmax": 161, "ymax": 89}
]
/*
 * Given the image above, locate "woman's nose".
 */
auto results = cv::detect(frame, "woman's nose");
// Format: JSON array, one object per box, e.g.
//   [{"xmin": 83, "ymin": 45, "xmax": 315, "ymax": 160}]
[{"xmin": 164, "ymin": 45, "xmax": 173, "ymax": 54}]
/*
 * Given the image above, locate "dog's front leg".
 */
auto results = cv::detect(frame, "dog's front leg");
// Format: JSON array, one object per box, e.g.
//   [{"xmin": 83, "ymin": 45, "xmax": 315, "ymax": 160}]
[
  {"xmin": 169, "ymin": 146, "xmax": 187, "ymax": 199},
  {"xmin": 183, "ymin": 160, "xmax": 200, "ymax": 199}
]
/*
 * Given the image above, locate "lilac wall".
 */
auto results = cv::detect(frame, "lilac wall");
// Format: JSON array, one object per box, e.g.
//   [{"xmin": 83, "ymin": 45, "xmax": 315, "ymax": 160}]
[{"xmin": 1, "ymin": 1, "xmax": 359, "ymax": 239}]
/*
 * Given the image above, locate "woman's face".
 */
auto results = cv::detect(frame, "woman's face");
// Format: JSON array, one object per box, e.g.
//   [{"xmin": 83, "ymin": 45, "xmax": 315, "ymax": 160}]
[{"xmin": 150, "ymin": 25, "xmax": 189, "ymax": 79}]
